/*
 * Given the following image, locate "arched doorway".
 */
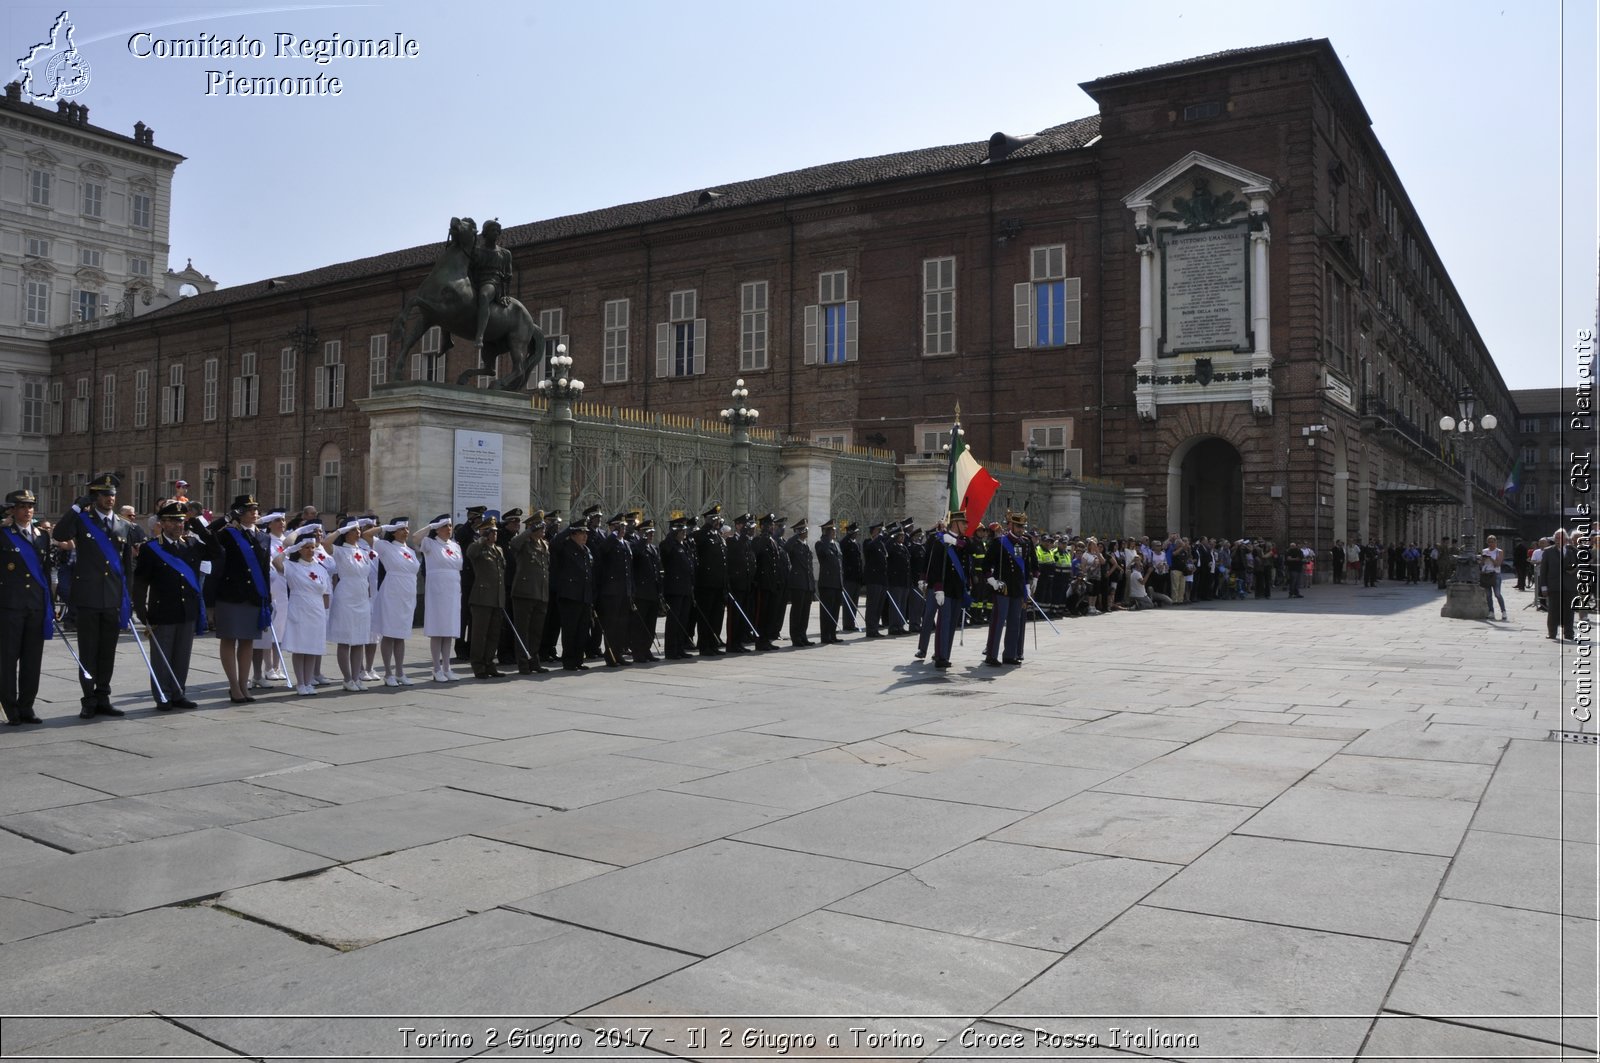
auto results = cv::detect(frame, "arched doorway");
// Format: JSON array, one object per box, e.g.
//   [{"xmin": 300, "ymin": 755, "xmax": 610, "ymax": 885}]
[{"xmin": 1168, "ymin": 436, "xmax": 1243, "ymax": 540}]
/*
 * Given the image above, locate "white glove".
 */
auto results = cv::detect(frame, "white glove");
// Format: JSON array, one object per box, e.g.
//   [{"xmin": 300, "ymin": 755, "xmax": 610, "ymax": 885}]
[
  {"xmin": 987, "ymin": 576, "xmax": 1003, "ymax": 591},
  {"xmin": 935, "ymin": 590, "xmax": 946, "ymax": 606},
  {"xmin": 1029, "ymin": 578, "xmax": 1038, "ymax": 594},
  {"xmin": 917, "ymin": 580, "xmax": 928, "ymax": 594}
]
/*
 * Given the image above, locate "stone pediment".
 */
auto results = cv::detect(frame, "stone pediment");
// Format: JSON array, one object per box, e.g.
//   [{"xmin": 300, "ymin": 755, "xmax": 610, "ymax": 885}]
[{"xmin": 1124, "ymin": 151, "xmax": 1277, "ymax": 214}]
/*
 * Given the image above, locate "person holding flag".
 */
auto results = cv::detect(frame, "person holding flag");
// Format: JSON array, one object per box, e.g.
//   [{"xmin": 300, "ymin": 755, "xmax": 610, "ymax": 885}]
[{"xmin": 54, "ymin": 472, "xmax": 142, "ymax": 718}]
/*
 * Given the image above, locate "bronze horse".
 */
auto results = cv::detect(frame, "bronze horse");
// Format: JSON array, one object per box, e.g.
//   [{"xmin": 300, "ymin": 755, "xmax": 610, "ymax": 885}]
[{"xmin": 388, "ymin": 217, "xmax": 545, "ymax": 390}]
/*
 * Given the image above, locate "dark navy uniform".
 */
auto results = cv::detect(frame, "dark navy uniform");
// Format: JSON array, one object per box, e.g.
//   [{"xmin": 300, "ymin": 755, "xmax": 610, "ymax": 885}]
[
  {"xmin": 752, "ymin": 517, "xmax": 783, "ymax": 649},
  {"xmin": 886, "ymin": 528, "xmax": 912, "ymax": 635},
  {"xmin": 593, "ymin": 519, "xmax": 634, "ymax": 665},
  {"xmin": 725, "ymin": 517, "xmax": 757, "ymax": 651},
  {"xmin": 814, "ymin": 522, "xmax": 844, "ymax": 644},
  {"xmin": 552, "ymin": 526, "xmax": 594, "ymax": 670},
  {"xmin": 55, "ymin": 475, "xmax": 139, "ymax": 717},
  {"xmin": 0, "ymin": 491, "xmax": 50, "ymax": 724},
  {"xmin": 984, "ymin": 520, "xmax": 1032, "ymax": 666},
  {"xmin": 840, "ymin": 527, "xmax": 863, "ymax": 631},
  {"xmin": 133, "ymin": 507, "xmax": 206, "ymax": 707},
  {"xmin": 784, "ymin": 523, "xmax": 815, "ymax": 646},
  {"xmin": 862, "ymin": 526, "xmax": 889, "ymax": 637},
  {"xmin": 661, "ymin": 522, "xmax": 697, "ymax": 658},
  {"xmin": 629, "ymin": 524, "xmax": 661, "ymax": 662},
  {"xmin": 691, "ymin": 508, "xmax": 727, "ymax": 655}
]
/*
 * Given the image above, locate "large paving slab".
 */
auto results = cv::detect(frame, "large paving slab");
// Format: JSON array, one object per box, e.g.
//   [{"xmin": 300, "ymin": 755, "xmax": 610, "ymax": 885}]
[
  {"xmin": 1441, "ymin": 829, "xmax": 1599, "ymax": 919},
  {"xmin": 508, "ymin": 839, "xmax": 895, "ymax": 955},
  {"xmin": 344, "ymin": 835, "xmax": 613, "ymax": 910},
  {"xmin": 667, "ymin": 757, "xmax": 915, "ymax": 811},
  {"xmin": 729, "ymin": 792, "xmax": 1024, "ymax": 868},
  {"xmin": 991, "ymin": 789, "xmax": 1256, "ymax": 863},
  {"xmin": 215, "ymin": 865, "xmax": 470, "ymax": 948},
  {"xmin": 228, "ymin": 786, "xmax": 543, "ymax": 860},
  {"xmin": 1237, "ymin": 784, "xmax": 1479, "ymax": 856},
  {"xmin": 879, "ymin": 757, "xmax": 1118, "ymax": 811}
]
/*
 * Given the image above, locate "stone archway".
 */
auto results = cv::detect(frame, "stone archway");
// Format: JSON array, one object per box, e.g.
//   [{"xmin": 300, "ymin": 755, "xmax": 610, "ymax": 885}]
[{"xmin": 1168, "ymin": 435, "xmax": 1244, "ymax": 540}]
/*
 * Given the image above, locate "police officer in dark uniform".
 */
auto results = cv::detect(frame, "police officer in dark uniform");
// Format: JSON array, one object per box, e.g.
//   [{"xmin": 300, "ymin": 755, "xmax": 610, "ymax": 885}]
[
  {"xmin": 552, "ymin": 519, "xmax": 594, "ymax": 670},
  {"xmin": 454, "ymin": 504, "xmax": 487, "ymax": 661},
  {"xmin": 55, "ymin": 473, "xmax": 140, "ymax": 718},
  {"xmin": 0, "ymin": 489, "xmax": 51, "ymax": 724},
  {"xmin": 840, "ymin": 522, "xmax": 863, "ymax": 632},
  {"xmin": 862, "ymin": 520, "xmax": 889, "ymax": 638},
  {"xmin": 885, "ymin": 522, "xmax": 912, "ymax": 636},
  {"xmin": 537, "ymin": 510, "xmax": 565, "ymax": 662},
  {"xmin": 593, "ymin": 513, "xmax": 635, "ymax": 666},
  {"xmin": 629, "ymin": 517, "xmax": 661, "ymax": 663},
  {"xmin": 785, "ymin": 518, "xmax": 816, "ymax": 646},
  {"xmin": 906, "ymin": 524, "xmax": 927, "ymax": 634},
  {"xmin": 814, "ymin": 519, "xmax": 845, "ymax": 645},
  {"xmin": 496, "ymin": 508, "xmax": 524, "ymax": 667},
  {"xmin": 661, "ymin": 515, "xmax": 697, "ymax": 659},
  {"xmin": 691, "ymin": 504, "xmax": 727, "ymax": 655},
  {"xmin": 725, "ymin": 513, "xmax": 757, "ymax": 652},
  {"xmin": 132, "ymin": 500, "xmax": 206, "ymax": 709},
  {"xmin": 752, "ymin": 513, "xmax": 783, "ymax": 650}
]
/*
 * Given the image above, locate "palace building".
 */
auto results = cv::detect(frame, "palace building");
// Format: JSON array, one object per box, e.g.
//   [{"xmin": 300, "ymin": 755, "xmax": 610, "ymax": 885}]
[{"xmin": 42, "ymin": 38, "xmax": 1518, "ymax": 548}]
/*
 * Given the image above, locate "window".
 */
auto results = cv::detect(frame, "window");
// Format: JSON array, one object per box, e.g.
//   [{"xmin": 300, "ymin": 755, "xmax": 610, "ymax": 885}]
[
  {"xmin": 79, "ymin": 247, "xmax": 102, "ymax": 269},
  {"xmin": 315, "ymin": 340, "xmax": 345, "ymax": 409},
  {"xmin": 21, "ymin": 378, "xmax": 46, "ymax": 436},
  {"xmin": 81, "ymin": 181, "xmax": 104, "ymax": 218},
  {"xmin": 279, "ymin": 346, "xmax": 297, "ymax": 413},
  {"xmin": 318, "ymin": 444, "xmax": 341, "ymax": 516},
  {"xmin": 1549, "ymin": 446, "xmax": 1564, "ymax": 466},
  {"xmin": 413, "ymin": 326, "xmax": 444, "ymax": 382},
  {"xmin": 75, "ymin": 289, "xmax": 98, "ymax": 322},
  {"xmin": 165, "ymin": 466, "xmax": 183, "ymax": 497},
  {"xmin": 656, "ymin": 289, "xmax": 706, "ymax": 378},
  {"xmin": 1521, "ymin": 445, "xmax": 1538, "ymax": 467},
  {"xmin": 1014, "ymin": 245, "xmax": 1081, "ymax": 348},
  {"xmin": 804, "ymin": 270, "xmax": 858, "ymax": 365},
  {"xmin": 1325, "ymin": 268, "xmax": 1348, "ymax": 372},
  {"xmin": 101, "ymin": 373, "xmax": 116, "ymax": 431},
  {"xmin": 738, "ymin": 282, "xmax": 770, "ymax": 372},
  {"xmin": 29, "ymin": 169, "xmax": 51, "ymax": 206},
  {"xmin": 538, "ymin": 309, "xmax": 568, "ymax": 367},
  {"xmin": 130, "ymin": 256, "xmax": 150, "ymax": 278},
  {"xmin": 71, "ymin": 378, "xmax": 90, "ymax": 433},
  {"xmin": 923, "ymin": 258, "xmax": 956, "ymax": 356},
  {"xmin": 915, "ymin": 425, "xmax": 953, "ymax": 457},
  {"xmin": 24, "ymin": 278, "xmax": 50, "ymax": 326},
  {"xmin": 131, "ymin": 192, "xmax": 152, "ymax": 229},
  {"xmin": 1021, "ymin": 421, "xmax": 1072, "ymax": 475},
  {"xmin": 202, "ymin": 358, "xmax": 219, "ymax": 421},
  {"xmin": 199, "ymin": 463, "xmax": 219, "ymax": 513},
  {"xmin": 232, "ymin": 352, "xmax": 259, "ymax": 417},
  {"xmin": 276, "ymin": 461, "xmax": 295, "ymax": 509},
  {"xmin": 162, "ymin": 364, "xmax": 185, "ymax": 424},
  {"xmin": 47, "ymin": 382, "xmax": 63, "ymax": 435},
  {"xmin": 26, "ymin": 236, "xmax": 50, "ymax": 258},
  {"xmin": 812, "ymin": 431, "xmax": 850, "ymax": 449},
  {"xmin": 603, "ymin": 298, "xmax": 630, "ymax": 383},
  {"xmin": 233, "ymin": 461, "xmax": 256, "ymax": 502},
  {"xmin": 132, "ymin": 469, "xmax": 149, "ymax": 515},
  {"xmin": 1523, "ymin": 488, "xmax": 1538, "ymax": 514},
  {"xmin": 1183, "ymin": 101, "xmax": 1223, "ymax": 121},
  {"xmin": 368, "ymin": 334, "xmax": 387, "ymax": 393},
  {"xmin": 134, "ymin": 368, "xmax": 149, "ymax": 427}
]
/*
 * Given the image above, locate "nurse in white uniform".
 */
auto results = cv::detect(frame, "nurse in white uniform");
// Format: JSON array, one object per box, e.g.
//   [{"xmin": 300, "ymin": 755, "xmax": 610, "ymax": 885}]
[
  {"xmin": 327, "ymin": 520, "xmax": 378, "ymax": 691},
  {"xmin": 419, "ymin": 515, "xmax": 464, "ymax": 682},
  {"xmin": 372, "ymin": 518, "xmax": 421, "ymax": 685},
  {"xmin": 274, "ymin": 525, "xmax": 330, "ymax": 696}
]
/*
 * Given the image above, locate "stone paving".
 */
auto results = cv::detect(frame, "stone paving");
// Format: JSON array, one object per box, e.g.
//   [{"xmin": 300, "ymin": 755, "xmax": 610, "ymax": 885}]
[{"xmin": 0, "ymin": 581, "xmax": 1594, "ymax": 1061}]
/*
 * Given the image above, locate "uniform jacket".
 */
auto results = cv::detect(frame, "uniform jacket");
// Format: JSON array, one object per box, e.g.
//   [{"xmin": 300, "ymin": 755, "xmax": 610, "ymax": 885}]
[
  {"xmin": 632, "ymin": 539, "xmax": 662, "ymax": 600},
  {"xmin": 506, "ymin": 530, "xmax": 551, "ymax": 601},
  {"xmin": 990, "ymin": 532, "xmax": 1031, "ymax": 597},
  {"xmin": 924, "ymin": 532, "xmax": 969, "ymax": 592},
  {"xmin": 0, "ymin": 522, "xmax": 51, "ymax": 614},
  {"xmin": 727, "ymin": 532, "xmax": 756, "ymax": 591},
  {"xmin": 201, "ymin": 521, "xmax": 271, "ymax": 605},
  {"xmin": 552, "ymin": 537, "xmax": 594, "ymax": 604},
  {"xmin": 785, "ymin": 535, "xmax": 814, "ymax": 593},
  {"xmin": 862, "ymin": 535, "xmax": 889, "ymax": 585},
  {"xmin": 133, "ymin": 534, "xmax": 206, "ymax": 625},
  {"xmin": 592, "ymin": 530, "xmax": 634, "ymax": 599},
  {"xmin": 814, "ymin": 538, "xmax": 843, "ymax": 589},
  {"xmin": 887, "ymin": 539, "xmax": 911, "ymax": 587},
  {"xmin": 692, "ymin": 525, "xmax": 729, "ymax": 589},
  {"xmin": 54, "ymin": 505, "xmax": 137, "ymax": 609},
  {"xmin": 661, "ymin": 535, "xmax": 696, "ymax": 597},
  {"xmin": 841, "ymin": 536, "xmax": 864, "ymax": 582},
  {"xmin": 465, "ymin": 540, "xmax": 507, "ymax": 607},
  {"xmin": 753, "ymin": 531, "xmax": 783, "ymax": 591}
]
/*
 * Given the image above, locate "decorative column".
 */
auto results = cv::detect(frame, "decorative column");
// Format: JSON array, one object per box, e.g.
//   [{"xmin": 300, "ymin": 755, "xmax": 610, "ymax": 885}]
[
  {"xmin": 720, "ymin": 378, "xmax": 760, "ymax": 514},
  {"xmin": 1134, "ymin": 210, "xmax": 1157, "ymax": 422},
  {"xmin": 535, "ymin": 344, "xmax": 583, "ymax": 513},
  {"xmin": 1248, "ymin": 199, "xmax": 1274, "ymax": 416}
]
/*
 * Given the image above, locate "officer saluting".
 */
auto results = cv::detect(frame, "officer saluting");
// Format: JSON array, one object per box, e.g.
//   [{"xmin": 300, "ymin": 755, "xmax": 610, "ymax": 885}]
[
  {"xmin": 1, "ymin": 489, "xmax": 51, "ymax": 725},
  {"xmin": 132, "ymin": 500, "xmax": 205, "ymax": 709},
  {"xmin": 55, "ymin": 473, "xmax": 140, "ymax": 719}
]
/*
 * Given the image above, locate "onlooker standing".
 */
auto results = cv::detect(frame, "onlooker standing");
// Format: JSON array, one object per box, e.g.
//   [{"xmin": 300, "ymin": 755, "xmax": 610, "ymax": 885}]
[
  {"xmin": 1481, "ymin": 534, "xmax": 1507, "ymax": 621},
  {"xmin": 1540, "ymin": 529, "xmax": 1577, "ymax": 641}
]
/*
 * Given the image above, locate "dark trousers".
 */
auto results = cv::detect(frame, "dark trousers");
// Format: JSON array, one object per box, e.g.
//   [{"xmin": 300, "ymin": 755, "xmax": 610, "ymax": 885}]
[
  {"xmin": 728, "ymin": 587, "xmax": 757, "ymax": 647},
  {"xmin": 469, "ymin": 604, "xmax": 504, "ymax": 675},
  {"xmin": 787, "ymin": 590, "xmax": 813, "ymax": 643},
  {"xmin": 663, "ymin": 595, "xmax": 694, "ymax": 656},
  {"xmin": 818, "ymin": 586, "xmax": 843, "ymax": 642},
  {"xmin": 1549, "ymin": 593, "xmax": 1576, "ymax": 640},
  {"xmin": 149, "ymin": 621, "xmax": 194, "ymax": 703},
  {"xmin": 694, "ymin": 587, "xmax": 725, "ymax": 653},
  {"xmin": 540, "ymin": 598, "xmax": 562, "ymax": 659},
  {"xmin": 0, "ymin": 607, "xmax": 45, "ymax": 720},
  {"xmin": 511, "ymin": 597, "xmax": 547, "ymax": 668},
  {"xmin": 864, "ymin": 583, "xmax": 886, "ymax": 634},
  {"xmin": 841, "ymin": 581, "xmax": 862, "ymax": 630},
  {"xmin": 985, "ymin": 593, "xmax": 1024, "ymax": 662},
  {"xmin": 598, "ymin": 596, "xmax": 631, "ymax": 662},
  {"xmin": 885, "ymin": 587, "xmax": 910, "ymax": 634},
  {"xmin": 906, "ymin": 587, "xmax": 925, "ymax": 632},
  {"xmin": 757, "ymin": 587, "xmax": 785, "ymax": 642},
  {"xmin": 76, "ymin": 606, "xmax": 120, "ymax": 705},
  {"xmin": 630, "ymin": 596, "xmax": 658, "ymax": 658},
  {"xmin": 558, "ymin": 599, "xmax": 590, "ymax": 667},
  {"xmin": 933, "ymin": 594, "xmax": 960, "ymax": 663},
  {"xmin": 916, "ymin": 591, "xmax": 940, "ymax": 656}
]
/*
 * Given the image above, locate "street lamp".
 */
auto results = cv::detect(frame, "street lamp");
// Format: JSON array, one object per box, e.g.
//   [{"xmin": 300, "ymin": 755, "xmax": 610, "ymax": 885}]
[
  {"xmin": 535, "ymin": 344, "xmax": 583, "ymax": 512},
  {"xmin": 720, "ymin": 379, "xmax": 759, "ymax": 514},
  {"xmin": 535, "ymin": 344, "xmax": 584, "ymax": 401},
  {"xmin": 1301, "ymin": 425, "xmax": 1330, "ymax": 582},
  {"xmin": 720, "ymin": 378, "xmax": 759, "ymax": 432},
  {"xmin": 1438, "ymin": 387, "xmax": 1497, "ymax": 620}
]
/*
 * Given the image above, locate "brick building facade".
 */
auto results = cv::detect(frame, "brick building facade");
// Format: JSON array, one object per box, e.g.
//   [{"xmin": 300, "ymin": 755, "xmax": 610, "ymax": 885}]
[{"xmin": 46, "ymin": 39, "xmax": 1520, "ymax": 548}]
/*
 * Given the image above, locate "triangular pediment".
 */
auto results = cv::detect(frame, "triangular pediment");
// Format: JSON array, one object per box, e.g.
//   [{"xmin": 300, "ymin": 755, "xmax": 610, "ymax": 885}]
[{"xmin": 1124, "ymin": 151, "xmax": 1277, "ymax": 210}]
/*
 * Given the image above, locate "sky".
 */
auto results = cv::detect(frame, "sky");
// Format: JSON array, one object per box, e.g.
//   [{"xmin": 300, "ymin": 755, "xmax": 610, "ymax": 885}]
[{"xmin": 3, "ymin": 0, "xmax": 1595, "ymax": 393}]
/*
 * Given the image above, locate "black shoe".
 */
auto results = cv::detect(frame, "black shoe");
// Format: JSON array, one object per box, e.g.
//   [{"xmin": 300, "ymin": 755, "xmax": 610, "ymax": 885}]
[
  {"xmin": 486, "ymin": 669, "xmax": 507, "ymax": 678},
  {"xmin": 20, "ymin": 713, "xmax": 42, "ymax": 724},
  {"xmin": 562, "ymin": 663, "xmax": 588, "ymax": 671},
  {"xmin": 3, "ymin": 717, "xmax": 20, "ymax": 726},
  {"xmin": 982, "ymin": 657, "xmax": 1003, "ymax": 668},
  {"xmin": 864, "ymin": 632, "xmax": 883, "ymax": 639},
  {"xmin": 754, "ymin": 642, "xmax": 775, "ymax": 651},
  {"xmin": 97, "ymin": 705, "xmax": 125, "ymax": 717},
  {"xmin": 635, "ymin": 653, "xmax": 660, "ymax": 663},
  {"xmin": 172, "ymin": 699, "xmax": 199, "ymax": 709},
  {"xmin": 1002, "ymin": 658, "xmax": 1022, "ymax": 666},
  {"xmin": 792, "ymin": 640, "xmax": 815, "ymax": 647},
  {"xmin": 701, "ymin": 648, "xmax": 725, "ymax": 656},
  {"xmin": 727, "ymin": 645, "xmax": 749, "ymax": 654},
  {"xmin": 934, "ymin": 659, "xmax": 951, "ymax": 669},
  {"xmin": 913, "ymin": 650, "xmax": 927, "ymax": 660}
]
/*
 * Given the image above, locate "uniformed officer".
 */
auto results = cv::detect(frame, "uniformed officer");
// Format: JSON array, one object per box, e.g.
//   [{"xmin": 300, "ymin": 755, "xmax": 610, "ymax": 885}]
[
  {"xmin": 885, "ymin": 522, "xmax": 912, "ymax": 635},
  {"xmin": 593, "ymin": 512, "xmax": 635, "ymax": 666},
  {"xmin": 918, "ymin": 511, "xmax": 970, "ymax": 669},
  {"xmin": 983, "ymin": 511, "xmax": 1032, "ymax": 667},
  {"xmin": 814, "ymin": 519, "xmax": 845, "ymax": 645},
  {"xmin": 691, "ymin": 504, "xmax": 727, "ymax": 655},
  {"xmin": 553, "ymin": 518, "xmax": 594, "ymax": 670},
  {"xmin": 55, "ymin": 472, "xmax": 140, "ymax": 718},
  {"xmin": 661, "ymin": 515, "xmax": 697, "ymax": 659},
  {"xmin": 506, "ymin": 509, "xmax": 550, "ymax": 673},
  {"xmin": 840, "ymin": 521, "xmax": 863, "ymax": 632},
  {"xmin": 629, "ymin": 517, "xmax": 662, "ymax": 663},
  {"xmin": 454, "ymin": 504, "xmax": 487, "ymax": 661},
  {"xmin": 725, "ymin": 513, "xmax": 757, "ymax": 652},
  {"xmin": 862, "ymin": 521, "xmax": 889, "ymax": 638},
  {"xmin": 132, "ymin": 500, "xmax": 206, "ymax": 708},
  {"xmin": 785, "ymin": 519, "xmax": 817, "ymax": 646},
  {"xmin": 465, "ymin": 516, "xmax": 506, "ymax": 678},
  {"xmin": 752, "ymin": 513, "xmax": 783, "ymax": 650},
  {"xmin": 496, "ymin": 508, "xmax": 525, "ymax": 667},
  {"xmin": 0, "ymin": 489, "xmax": 50, "ymax": 724}
]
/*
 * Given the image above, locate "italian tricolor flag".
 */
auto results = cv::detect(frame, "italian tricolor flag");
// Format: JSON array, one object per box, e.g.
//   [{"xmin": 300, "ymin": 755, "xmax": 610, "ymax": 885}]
[{"xmin": 948, "ymin": 420, "xmax": 1001, "ymax": 526}]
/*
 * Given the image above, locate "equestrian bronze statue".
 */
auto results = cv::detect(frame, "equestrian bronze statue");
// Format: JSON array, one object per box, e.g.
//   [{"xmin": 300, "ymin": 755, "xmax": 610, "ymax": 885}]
[{"xmin": 388, "ymin": 216, "xmax": 545, "ymax": 390}]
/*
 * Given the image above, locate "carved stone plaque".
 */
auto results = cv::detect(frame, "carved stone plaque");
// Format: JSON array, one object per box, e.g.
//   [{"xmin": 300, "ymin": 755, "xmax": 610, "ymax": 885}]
[{"xmin": 1160, "ymin": 224, "xmax": 1251, "ymax": 355}]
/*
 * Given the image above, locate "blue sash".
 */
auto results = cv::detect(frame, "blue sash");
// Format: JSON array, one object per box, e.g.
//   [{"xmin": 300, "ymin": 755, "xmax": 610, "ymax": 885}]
[
  {"xmin": 1001, "ymin": 535, "xmax": 1029, "ymax": 579},
  {"xmin": 76, "ymin": 509, "xmax": 132, "ymax": 629},
  {"xmin": 226, "ymin": 527, "xmax": 273, "ymax": 631},
  {"xmin": 145, "ymin": 541, "xmax": 208, "ymax": 636},
  {"xmin": 943, "ymin": 539, "xmax": 971, "ymax": 606},
  {"xmin": 4, "ymin": 527, "xmax": 53, "ymax": 639}
]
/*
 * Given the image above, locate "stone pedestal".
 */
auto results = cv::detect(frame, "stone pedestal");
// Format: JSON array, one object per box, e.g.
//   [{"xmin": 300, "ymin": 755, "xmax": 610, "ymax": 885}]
[
  {"xmin": 1440, "ymin": 581, "xmax": 1490, "ymax": 620},
  {"xmin": 900, "ymin": 460, "xmax": 951, "ymax": 526},
  {"xmin": 358, "ymin": 383, "xmax": 538, "ymax": 525},
  {"xmin": 778, "ymin": 444, "xmax": 833, "ymax": 532}
]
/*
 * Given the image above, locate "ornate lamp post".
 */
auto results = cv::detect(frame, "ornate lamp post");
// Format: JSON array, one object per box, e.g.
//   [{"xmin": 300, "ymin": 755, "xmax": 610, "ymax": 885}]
[
  {"xmin": 720, "ymin": 378, "xmax": 759, "ymax": 513},
  {"xmin": 536, "ymin": 344, "xmax": 583, "ymax": 512},
  {"xmin": 1438, "ymin": 387, "xmax": 1497, "ymax": 620},
  {"xmin": 1020, "ymin": 441, "xmax": 1046, "ymax": 523}
]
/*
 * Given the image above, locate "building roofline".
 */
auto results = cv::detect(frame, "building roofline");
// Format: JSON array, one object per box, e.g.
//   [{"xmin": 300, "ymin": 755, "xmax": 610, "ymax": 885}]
[{"xmin": 0, "ymin": 86, "xmax": 185, "ymax": 162}]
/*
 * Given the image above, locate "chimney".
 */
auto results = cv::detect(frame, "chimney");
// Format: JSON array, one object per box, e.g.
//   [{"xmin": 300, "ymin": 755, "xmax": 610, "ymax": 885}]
[{"xmin": 4, "ymin": 82, "xmax": 21, "ymax": 102}]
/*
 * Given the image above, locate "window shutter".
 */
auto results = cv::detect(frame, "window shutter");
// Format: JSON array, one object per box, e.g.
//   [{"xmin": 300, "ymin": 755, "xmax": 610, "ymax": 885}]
[
  {"xmin": 314, "ymin": 365, "xmax": 328, "ymax": 409},
  {"xmin": 804, "ymin": 305, "xmax": 819, "ymax": 365},
  {"xmin": 656, "ymin": 322, "xmax": 672, "ymax": 378},
  {"xmin": 1064, "ymin": 277, "xmax": 1082, "ymax": 345},
  {"xmin": 412, "ymin": 351, "xmax": 423, "ymax": 381},
  {"xmin": 844, "ymin": 301, "xmax": 859, "ymax": 362},
  {"xmin": 231, "ymin": 377, "xmax": 242, "ymax": 418},
  {"xmin": 693, "ymin": 318, "xmax": 707, "ymax": 375},
  {"xmin": 333, "ymin": 362, "xmax": 345, "ymax": 408},
  {"xmin": 1013, "ymin": 282, "xmax": 1033, "ymax": 349}
]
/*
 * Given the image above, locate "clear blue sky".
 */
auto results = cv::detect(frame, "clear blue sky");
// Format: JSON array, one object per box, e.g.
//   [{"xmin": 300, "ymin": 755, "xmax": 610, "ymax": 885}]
[{"xmin": 5, "ymin": 0, "xmax": 1593, "ymax": 392}]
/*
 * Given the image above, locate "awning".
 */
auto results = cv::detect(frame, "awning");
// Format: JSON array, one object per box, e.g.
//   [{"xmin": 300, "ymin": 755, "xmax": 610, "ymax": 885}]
[{"xmin": 1375, "ymin": 481, "xmax": 1461, "ymax": 506}]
